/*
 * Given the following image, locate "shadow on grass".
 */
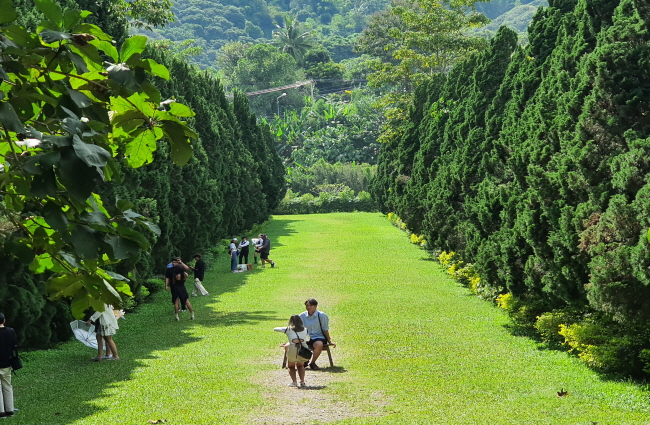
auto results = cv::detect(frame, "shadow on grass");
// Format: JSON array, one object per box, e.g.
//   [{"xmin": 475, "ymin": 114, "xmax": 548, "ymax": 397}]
[
  {"xmin": 320, "ymin": 366, "xmax": 347, "ymax": 374},
  {"xmin": 301, "ymin": 385, "xmax": 328, "ymax": 390},
  {"xmin": 14, "ymin": 219, "xmax": 302, "ymax": 424}
]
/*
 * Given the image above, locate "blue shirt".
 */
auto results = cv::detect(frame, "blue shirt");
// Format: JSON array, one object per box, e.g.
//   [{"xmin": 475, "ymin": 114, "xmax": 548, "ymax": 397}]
[{"xmin": 299, "ymin": 310, "xmax": 329, "ymax": 340}]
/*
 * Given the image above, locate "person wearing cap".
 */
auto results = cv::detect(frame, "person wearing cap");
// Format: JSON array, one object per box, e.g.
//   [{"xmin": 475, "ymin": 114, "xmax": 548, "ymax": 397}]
[
  {"xmin": 299, "ymin": 298, "xmax": 336, "ymax": 370},
  {"xmin": 0, "ymin": 313, "xmax": 17, "ymax": 418},
  {"xmin": 229, "ymin": 238, "xmax": 239, "ymax": 272}
]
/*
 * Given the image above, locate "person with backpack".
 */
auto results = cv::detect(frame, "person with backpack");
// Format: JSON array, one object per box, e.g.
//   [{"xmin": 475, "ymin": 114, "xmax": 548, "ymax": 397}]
[
  {"xmin": 165, "ymin": 258, "xmax": 195, "ymax": 321},
  {"xmin": 0, "ymin": 313, "xmax": 17, "ymax": 418}
]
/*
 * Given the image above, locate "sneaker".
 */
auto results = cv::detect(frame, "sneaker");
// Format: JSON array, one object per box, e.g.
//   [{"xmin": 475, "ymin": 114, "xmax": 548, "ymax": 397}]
[
  {"xmin": 175, "ymin": 314, "xmax": 179, "ymax": 321},
  {"xmin": 271, "ymin": 262, "xmax": 276, "ymax": 268},
  {"xmin": 102, "ymin": 355, "xmax": 113, "ymax": 360},
  {"xmin": 191, "ymin": 314, "xmax": 195, "ymax": 320},
  {"xmin": 300, "ymin": 382, "xmax": 306, "ymax": 388},
  {"xmin": 288, "ymin": 382, "xmax": 298, "ymax": 387},
  {"xmin": 182, "ymin": 309, "xmax": 187, "ymax": 312},
  {"xmin": 309, "ymin": 363, "xmax": 320, "ymax": 370},
  {"xmin": 261, "ymin": 265, "xmax": 266, "ymax": 268}
]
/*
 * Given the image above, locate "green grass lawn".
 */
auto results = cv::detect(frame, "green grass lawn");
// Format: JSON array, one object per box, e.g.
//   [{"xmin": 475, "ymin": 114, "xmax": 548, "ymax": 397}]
[{"xmin": 11, "ymin": 213, "xmax": 650, "ymax": 424}]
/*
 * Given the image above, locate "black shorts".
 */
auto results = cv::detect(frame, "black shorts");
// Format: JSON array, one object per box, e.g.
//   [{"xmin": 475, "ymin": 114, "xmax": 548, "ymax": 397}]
[
  {"xmin": 261, "ymin": 252, "xmax": 269, "ymax": 260},
  {"xmin": 171, "ymin": 284, "xmax": 189, "ymax": 305},
  {"xmin": 307, "ymin": 338, "xmax": 327, "ymax": 347}
]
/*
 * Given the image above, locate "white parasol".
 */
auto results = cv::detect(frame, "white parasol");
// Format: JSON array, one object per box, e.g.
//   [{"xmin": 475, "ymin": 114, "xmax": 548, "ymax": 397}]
[{"xmin": 70, "ymin": 320, "xmax": 100, "ymax": 349}]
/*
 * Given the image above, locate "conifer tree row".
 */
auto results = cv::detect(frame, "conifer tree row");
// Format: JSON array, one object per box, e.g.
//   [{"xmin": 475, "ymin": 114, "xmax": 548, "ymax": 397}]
[{"xmin": 372, "ymin": 0, "xmax": 650, "ymax": 376}]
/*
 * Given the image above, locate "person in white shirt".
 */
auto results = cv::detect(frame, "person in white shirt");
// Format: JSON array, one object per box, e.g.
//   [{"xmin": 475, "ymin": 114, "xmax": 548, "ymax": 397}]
[
  {"xmin": 274, "ymin": 315, "xmax": 309, "ymax": 387},
  {"xmin": 87, "ymin": 304, "xmax": 120, "ymax": 361},
  {"xmin": 253, "ymin": 234, "xmax": 263, "ymax": 264},
  {"xmin": 238, "ymin": 237, "xmax": 250, "ymax": 265}
]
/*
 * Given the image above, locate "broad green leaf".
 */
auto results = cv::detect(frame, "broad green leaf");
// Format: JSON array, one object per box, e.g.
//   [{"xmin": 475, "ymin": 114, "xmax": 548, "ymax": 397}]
[
  {"xmin": 29, "ymin": 254, "xmax": 55, "ymax": 274},
  {"xmin": 140, "ymin": 80, "xmax": 161, "ymax": 104},
  {"xmin": 72, "ymin": 134, "xmax": 111, "ymax": 169},
  {"xmin": 66, "ymin": 50, "xmax": 89, "ymax": 74},
  {"xmin": 66, "ymin": 87, "xmax": 93, "ymax": 108},
  {"xmin": 113, "ymin": 279, "xmax": 132, "ymax": 296},
  {"xmin": 139, "ymin": 219, "xmax": 161, "ymax": 237},
  {"xmin": 162, "ymin": 120, "xmax": 193, "ymax": 166},
  {"xmin": 127, "ymin": 92, "xmax": 155, "ymax": 118},
  {"xmin": 119, "ymin": 35, "xmax": 147, "ymax": 63},
  {"xmin": 169, "ymin": 102, "xmax": 195, "ymax": 117},
  {"xmin": 39, "ymin": 30, "xmax": 72, "ymax": 44},
  {"xmin": 116, "ymin": 199, "xmax": 135, "ymax": 212},
  {"xmin": 90, "ymin": 40, "xmax": 118, "ymax": 63},
  {"xmin": 104, "ymin": 270, "xmax": 129, "ymax": 281},
  {"xmin": 104, "ymin": 234, "xmax": 140, "ymax": 260},
  {"xmin": 140, "ymin": 58, "xmax": 169, "ymax": 80},
  {"xmin": 115, "ymin": 223, "xmax": 150, "ymax": 250},
  {"xmin": 57, "ymin": 148, "xmax": 97, "ymax": 202},
  {"xmin": 0, "ymin": 102, "xmax": 26, "ymax": 133},
  {"xmin": 34, "ymin": 0, "xmax": 63, "ymax": 27},
  {"xmin": 1, "ymin": 25, "xmax": 39, "ymax": 48},
  {"xmin": 48, "ymin": 274, "xmax": 82, "ymax": 294},
  {"xmin": 43, "ymin": 200, "xmax": 69, "ymax": 233},
  {"xmin": 72, "ymin": 23, "xmax": 111, "ymax": 41},
  {"xmin": 69, "ymin": 224, "xmax": 99, "ymax": 259},
  {"xmin": 107, "ymin": 63, "xmax": 138, "ymax": 91},
  {"xmin": 70, "ymin": 291, "xmax": 92, "ymax": 318},
  {"xmin": 122, "ymin": 209, "xmax": 143, "ymax": 222},
  {"xmin": 63, "ymin": 9, "xmax": 90, "ymax": 30},
  {"xmin": 125, "ymin": 128, "xmax": 156, "ymax": 168},
  {"xmin": 0, "ymin": 0, "xmax": 17, "ymax": 24},
  {"xmin": 102, "ymin": 278, "xmax": 123, "ymax": 300}
]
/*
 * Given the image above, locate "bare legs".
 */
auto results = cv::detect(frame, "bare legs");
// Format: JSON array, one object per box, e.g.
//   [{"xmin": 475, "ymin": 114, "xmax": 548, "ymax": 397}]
[{"xmin": 288, "ymin": 362, "xmax": 305, "ymax": 385}]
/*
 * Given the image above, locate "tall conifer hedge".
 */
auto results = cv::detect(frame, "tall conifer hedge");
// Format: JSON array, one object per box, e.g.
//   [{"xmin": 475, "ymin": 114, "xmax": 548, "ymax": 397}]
[{"xmin": 373, "ymin": 0, "xmax": 650, "ymax": 376}]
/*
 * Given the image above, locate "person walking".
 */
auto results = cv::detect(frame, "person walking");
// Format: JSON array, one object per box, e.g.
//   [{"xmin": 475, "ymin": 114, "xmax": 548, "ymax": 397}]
[
  {"xmin": 299, "ymin": 298, "xmax": 336, "ymax": 370},
  {"xmin": 238, "ymin": 237, "xmax": 250, "ymax": 265},
  {"xmin": 260, "ymin": 234, "xmax": 276, "ymax": 268},
  {"xmin": 0, "ymin": 314, "xmax": 17, "ymax": 418},
  {"xmin": 253, "ymin": 234, "xmax": 263, "ymax": 264},
  {"xmin": 87, "ymin": 304, "xmax": 120, "ymax": 361},
  {"xmin": 274, "ymin": 315, "xmax": 309, "ymax": 388},
  {"xmin": 165, "ymin": 258, "xmax": 195, "ymax": 320},
  {"xmin": 229, "ymin": 238, "xmax": 239, "ymax": 272},
  {"xmin": 191, "ymin": 254, "xmax": 209, "ymax": 296}
]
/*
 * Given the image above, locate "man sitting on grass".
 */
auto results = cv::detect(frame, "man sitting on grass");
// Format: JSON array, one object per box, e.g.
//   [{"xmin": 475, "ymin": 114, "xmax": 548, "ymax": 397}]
[{"xmin": 299, "ymin": 298, "xmax": 336, "ymax": 370}]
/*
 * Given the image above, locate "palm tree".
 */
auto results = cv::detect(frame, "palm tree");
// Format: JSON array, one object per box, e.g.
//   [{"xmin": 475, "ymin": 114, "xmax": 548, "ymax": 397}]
[{"xmin": 270, "ymin": 16, "xmax": 315, "ymax": 64}]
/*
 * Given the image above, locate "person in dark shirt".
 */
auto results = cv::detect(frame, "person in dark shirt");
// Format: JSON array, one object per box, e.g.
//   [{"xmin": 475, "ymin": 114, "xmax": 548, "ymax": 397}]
[
  {"xmin": 0, "ymin": 313, "xmax": 17, "ymax": 418},
  {"xmin": 260, "ymin": 234, "xmax": 276, "ymax": 268},
  {"xmin": 238, "ymin": 237, "xmax": 250, "ymax": 265},
  {"xmin": 165, "ymin": 258, "xmax": 195, "ymax": 321},
  {"xmin": 191, "ymin": 254, "xmax": 209, "ymax": 297}
]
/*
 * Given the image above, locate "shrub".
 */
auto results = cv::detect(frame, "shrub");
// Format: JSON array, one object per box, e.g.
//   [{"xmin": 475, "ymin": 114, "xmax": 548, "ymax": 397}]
[
  {"xmin": 535, "ymin": 310, "xmax": 579, "ymax": 347},
  {"xmin": 142, "ymin": 278, "xmax": 165, "ymax": 295}
]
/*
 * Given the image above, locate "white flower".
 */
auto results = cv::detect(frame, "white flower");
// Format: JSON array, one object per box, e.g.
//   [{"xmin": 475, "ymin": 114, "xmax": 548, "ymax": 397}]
[{"xmin": 81, "ymin": 117, "xmax": 90, "ymax": 123}]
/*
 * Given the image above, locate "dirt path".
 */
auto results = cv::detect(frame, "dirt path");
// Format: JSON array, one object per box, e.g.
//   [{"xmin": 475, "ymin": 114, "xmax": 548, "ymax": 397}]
[{"xmin": 251, "ymin": 355, "xmax": 380, "ymax": 424}]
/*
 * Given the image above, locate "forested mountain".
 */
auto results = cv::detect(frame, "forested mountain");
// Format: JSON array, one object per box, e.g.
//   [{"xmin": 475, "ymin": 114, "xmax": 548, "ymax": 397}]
[
  {"xmin": 372, "ymin": 0, "xmax": 650, "ymax": 377},
  {"xmin": 141, "ymin": 0, "xmax": 545, "ymax": 70}
]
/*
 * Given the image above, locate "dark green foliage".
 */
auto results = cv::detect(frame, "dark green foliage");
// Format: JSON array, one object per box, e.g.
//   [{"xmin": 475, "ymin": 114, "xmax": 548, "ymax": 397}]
[
  {"xmin": 373, "ymin": 0, "xmax": 650, "ymax": 376},
  {"xmin": 1, "ymin": 4, "xmax": 285, "ymax": 349}
]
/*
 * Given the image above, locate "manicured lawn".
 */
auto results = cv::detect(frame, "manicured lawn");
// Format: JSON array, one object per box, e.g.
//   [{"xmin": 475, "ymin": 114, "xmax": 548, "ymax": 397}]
[{"xmin": 11, "ymin": 213, "xmax": 650, "ymax": 424}]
